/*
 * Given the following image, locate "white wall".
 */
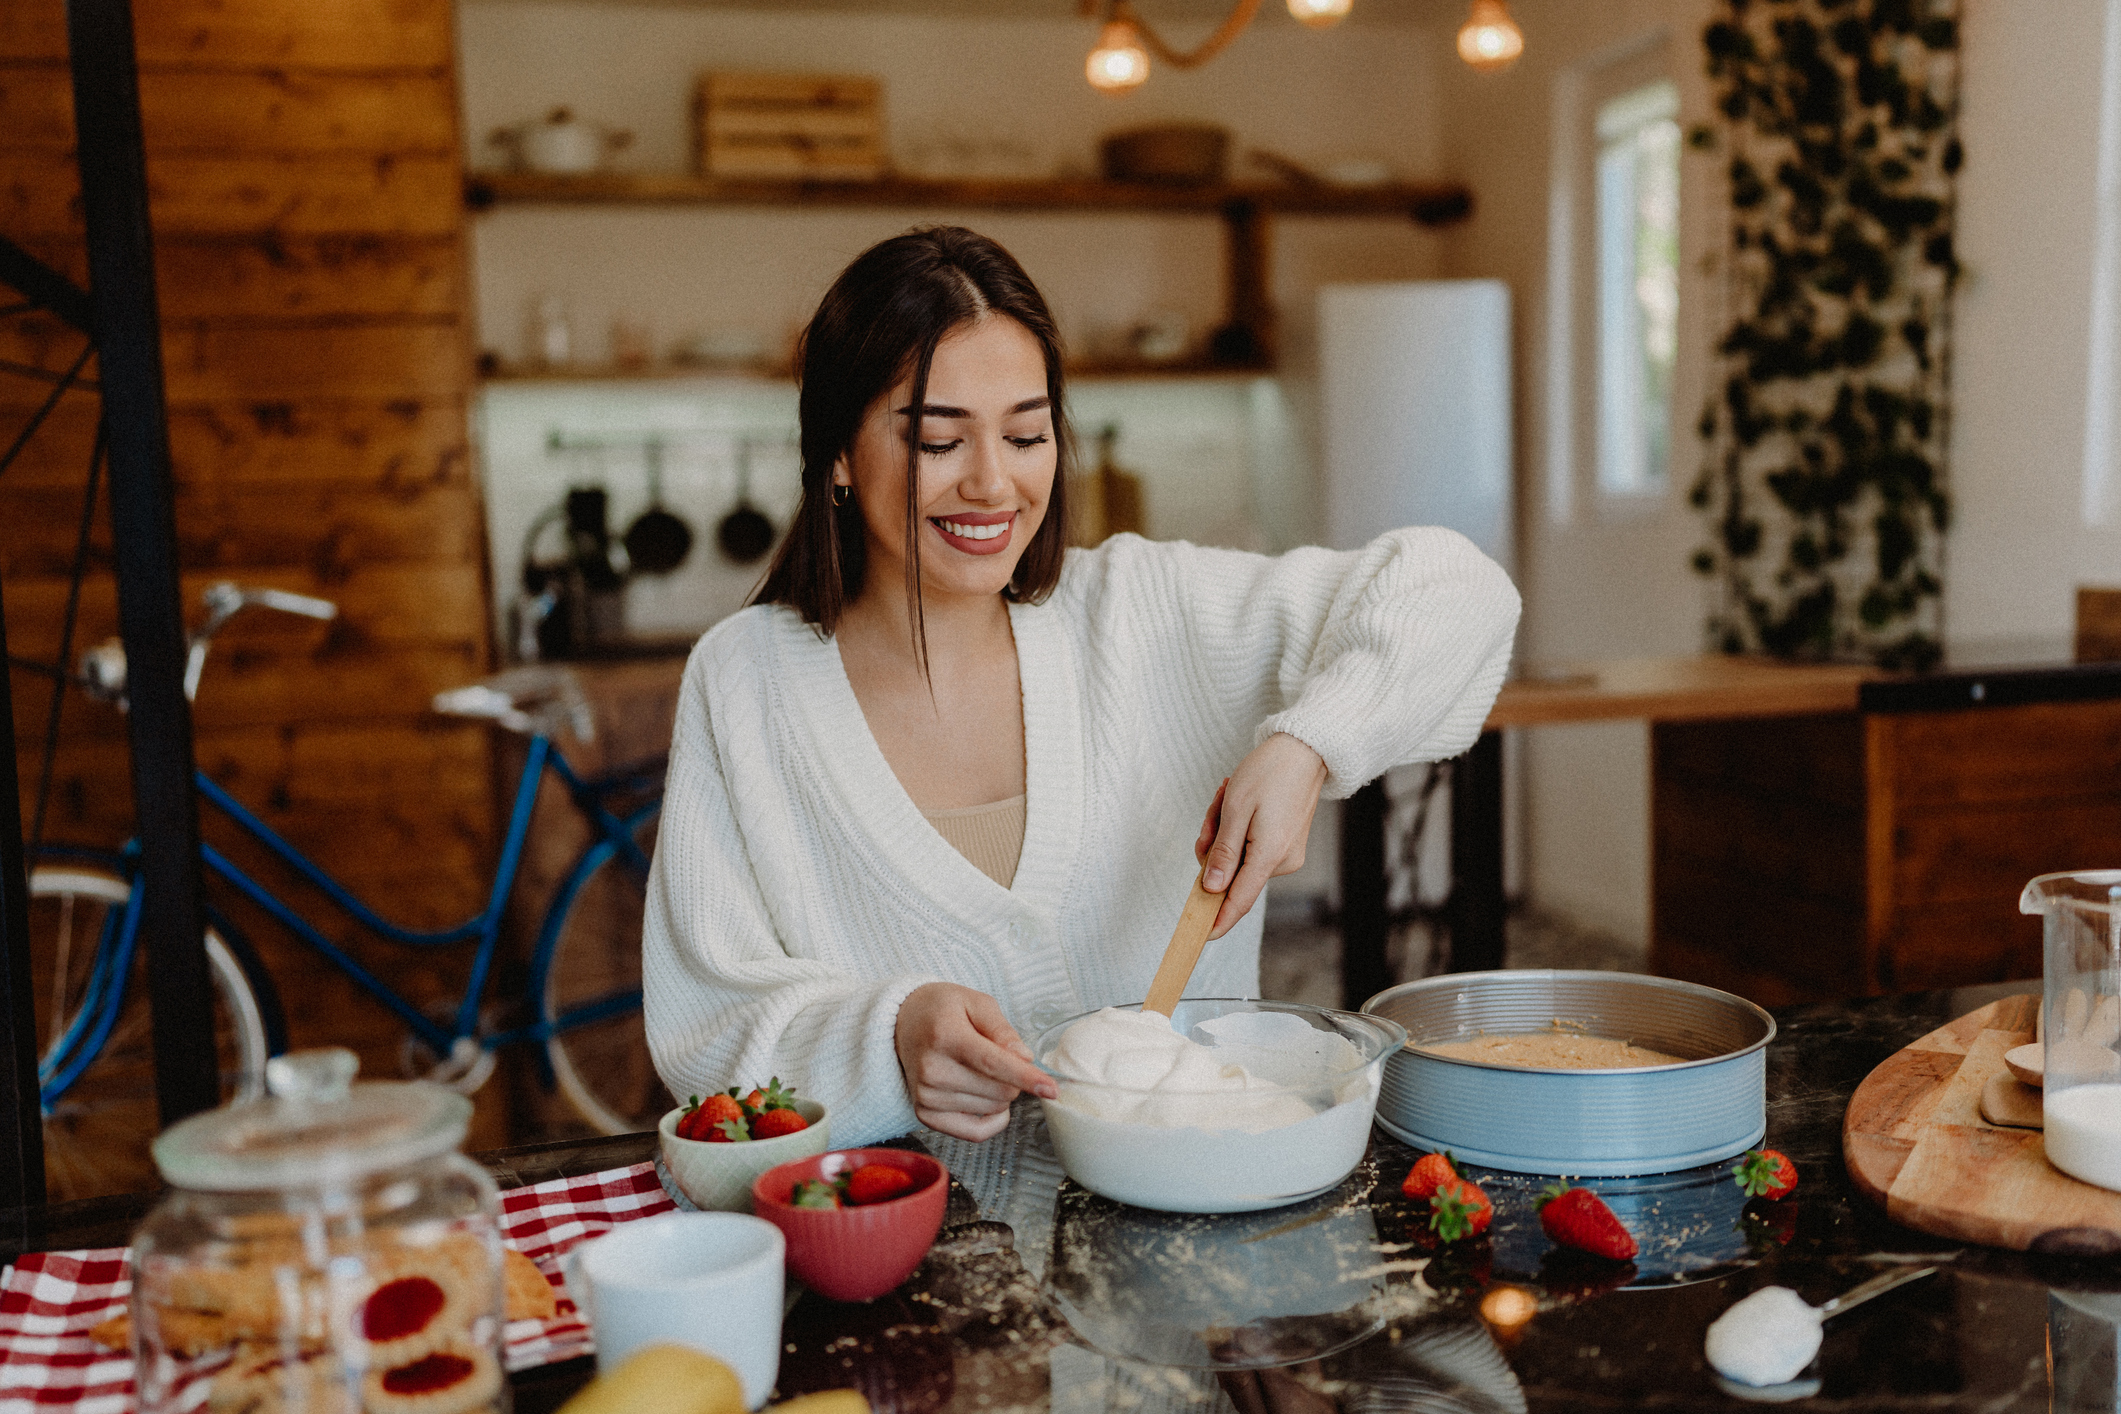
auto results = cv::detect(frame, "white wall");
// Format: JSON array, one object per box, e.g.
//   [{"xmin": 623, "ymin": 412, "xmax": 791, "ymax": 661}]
[
  {"xmin": 476, "ymin": 372, "xmax": 1307, "ymax": 643},
  {"xmin": 458, "ymin": 4, "xmax": 1450, "ymax": 385},
  {"xmin": 1949, "ymin": 0, "xmax": 2121, "ymax": 647},
  {"xmin": 1433, "ymin": 0, "xmax": 2121, "ymax": 947}
]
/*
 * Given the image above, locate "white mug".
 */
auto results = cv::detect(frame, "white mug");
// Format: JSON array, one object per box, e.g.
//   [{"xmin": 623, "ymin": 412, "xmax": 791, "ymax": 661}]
[{"xmin": 563, "ymin": 1212, "xmax": 786, "ymax": 1407}]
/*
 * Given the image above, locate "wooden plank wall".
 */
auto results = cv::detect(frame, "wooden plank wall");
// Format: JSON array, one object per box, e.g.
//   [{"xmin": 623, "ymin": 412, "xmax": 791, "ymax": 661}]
[{"xmin": 0, "ymin": 1, "xmax": 498, "ymax": 1141}]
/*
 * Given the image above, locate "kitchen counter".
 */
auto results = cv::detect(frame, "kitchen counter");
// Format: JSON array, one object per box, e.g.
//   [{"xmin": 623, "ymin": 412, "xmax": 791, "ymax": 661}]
[{"xmin": 8, "ymin": 980, "xmax": 2109, "ymax": 1413}]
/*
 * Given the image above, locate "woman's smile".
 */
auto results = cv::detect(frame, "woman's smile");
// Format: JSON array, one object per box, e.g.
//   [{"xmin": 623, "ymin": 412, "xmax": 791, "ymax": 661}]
[{"xmin": 932, "ymin": 511, "xmax": 1016, "ymax": 554}]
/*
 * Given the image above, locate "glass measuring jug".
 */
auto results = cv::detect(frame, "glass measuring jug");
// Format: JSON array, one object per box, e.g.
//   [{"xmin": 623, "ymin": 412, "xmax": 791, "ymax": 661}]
[{"xmin": 2021, "ymin": 871, "xmax": 2121, "ymax": 1191}]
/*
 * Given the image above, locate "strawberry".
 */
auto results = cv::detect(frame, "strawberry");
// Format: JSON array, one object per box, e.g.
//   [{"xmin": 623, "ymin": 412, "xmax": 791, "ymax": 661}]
[
  {"xmin": 743, "ymin": 1077, "xmax": 799, "ymax": 1112},
  {"xmin": 681, "ymin": 1092, "xmax": 748, "ymax": 1143},
  {"xmin": 751, "ymin": 1107, "xmax": 810, "ymax": 1140},
  {"xmin": 1401, "ymin": 1151, "xmax": 1460, "ymax": 1202},
  {"xmin": 1537, "ymin": 1183, "xmax": 1636, "ymax": 1260},
  {"xmin": 1427, "ymin": 1176, "xmax": 1492, "ymax": 1241},
  {"xmin": 674, "ymin": 1094, "xmax": 717, "ymax": 1141},
  {"xmin": 1735, "ymin": 1147, "xmax": 1798, "ymax": 1200},
  {"xmin": 844, "ymin": 1164, "xmax": 918, "ymax": 1206},
  {"xmin": 791, "ymin": 1180, "xmax": 841, "ymax": 1210}
]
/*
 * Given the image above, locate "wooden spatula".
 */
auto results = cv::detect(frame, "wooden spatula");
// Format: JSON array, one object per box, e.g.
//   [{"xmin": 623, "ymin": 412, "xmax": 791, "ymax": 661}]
[{"xmin": 1142, "ymin": 869, "xmax": 1226, "ymax": 1017}]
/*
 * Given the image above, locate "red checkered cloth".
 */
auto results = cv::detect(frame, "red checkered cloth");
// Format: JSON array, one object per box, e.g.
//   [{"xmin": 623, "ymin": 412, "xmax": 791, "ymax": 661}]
[{"xmin": 0, "ymin": 1160, "xmax": 675, "ymax": 1413}]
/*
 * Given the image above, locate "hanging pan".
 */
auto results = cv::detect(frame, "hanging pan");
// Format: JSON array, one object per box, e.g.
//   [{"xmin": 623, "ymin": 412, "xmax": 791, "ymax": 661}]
[
  {"xmin": 716, "ymin": 438, "xmax": 776, "ymax": 565},
  {"xmin": 622, "ymin": 439, "xmax": 694, "ymax": 575}
]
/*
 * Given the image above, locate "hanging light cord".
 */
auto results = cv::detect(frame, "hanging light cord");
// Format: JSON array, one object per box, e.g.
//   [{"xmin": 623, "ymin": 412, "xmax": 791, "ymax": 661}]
[{"xmin": 1086, "ymin": 0, "xmax": 1268, "ymax": 70}]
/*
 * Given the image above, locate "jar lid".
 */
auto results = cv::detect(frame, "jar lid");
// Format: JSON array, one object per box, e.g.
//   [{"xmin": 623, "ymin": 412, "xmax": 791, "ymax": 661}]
[{"xmin": 152, "ymin": 1048, "xmax": 472, "ymax": 1192}]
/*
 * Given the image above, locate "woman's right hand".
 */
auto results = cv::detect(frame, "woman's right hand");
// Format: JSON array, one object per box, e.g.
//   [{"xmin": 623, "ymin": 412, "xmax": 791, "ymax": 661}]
[{"xmin": 894, "ymin": 982, "xmax": 1057, "ymax": 1141}]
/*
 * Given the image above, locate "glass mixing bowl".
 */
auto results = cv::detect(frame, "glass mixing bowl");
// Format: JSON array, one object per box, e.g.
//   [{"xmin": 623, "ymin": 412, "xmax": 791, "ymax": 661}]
[{"xmin": 1031, "ymin": 999, "xmax": 1406, "ymax": 1213}]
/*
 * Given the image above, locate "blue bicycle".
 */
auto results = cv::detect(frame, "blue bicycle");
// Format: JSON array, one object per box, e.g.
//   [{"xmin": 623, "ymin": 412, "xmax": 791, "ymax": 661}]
[{"xmin": 33, "ymin": 583, "xmax": 667, "ymax": 1196}]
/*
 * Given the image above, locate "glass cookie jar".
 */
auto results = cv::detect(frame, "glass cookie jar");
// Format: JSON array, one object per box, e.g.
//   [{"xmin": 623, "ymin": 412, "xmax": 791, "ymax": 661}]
[{"xmin": 131, "ymin": 1048, "xmax": 506, "ymax": 1414}]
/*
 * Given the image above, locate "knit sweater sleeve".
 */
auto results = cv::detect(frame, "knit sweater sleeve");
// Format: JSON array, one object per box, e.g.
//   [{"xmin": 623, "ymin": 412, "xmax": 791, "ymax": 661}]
[
  {"xmin": 1106, "ymin": 527, "xmax": 1520, "ymax": 800},
  {"xmin": 640, "ymin": 634, "xmax": 932, "ymax": 1145}
]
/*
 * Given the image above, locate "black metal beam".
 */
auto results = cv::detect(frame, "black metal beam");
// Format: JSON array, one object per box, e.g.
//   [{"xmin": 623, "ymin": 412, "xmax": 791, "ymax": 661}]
[
  {"xmin": 1445, "ymin": 730, "xmax": 1506, "ymax": 973},
  {"xmin": 0, "ymin": 592, "xmax": 45, "ymax": 1209},
  {"xmin": 1338, "ymin": 778, "xmax": 1391, "ymax": 1010},
  {"xmin": 65, "ymin": 0, "xmax": 221, "ymax": 1124},
  {"xmin": 0, "ymin": 236, "xmax": 93, "ymax": 335}
]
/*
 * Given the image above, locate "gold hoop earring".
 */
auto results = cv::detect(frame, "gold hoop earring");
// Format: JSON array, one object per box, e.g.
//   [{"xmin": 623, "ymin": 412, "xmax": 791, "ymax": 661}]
[{"xmin": 831, "ymin": 482, "xmax": 851, "ymax": 507}]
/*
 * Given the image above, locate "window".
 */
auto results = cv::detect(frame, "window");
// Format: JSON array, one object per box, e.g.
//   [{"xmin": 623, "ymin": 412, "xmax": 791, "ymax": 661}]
[{"xmin": 1594, "ymin": 79, "xmax": 1680, "ymax": 495}]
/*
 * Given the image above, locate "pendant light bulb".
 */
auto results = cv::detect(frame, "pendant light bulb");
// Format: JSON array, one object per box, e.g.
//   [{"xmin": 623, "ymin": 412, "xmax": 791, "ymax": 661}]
[
  {"xmin": 1287, "ymin": 0, "xmax": 1352, "ymax": 29},
  {"xmin": 1457, "ymin": 0, "xmax": 1525, "ymax": 72},
  {"xmin": 1086, "ymin": 17, "xmax": 1151, "ymax": 93}
]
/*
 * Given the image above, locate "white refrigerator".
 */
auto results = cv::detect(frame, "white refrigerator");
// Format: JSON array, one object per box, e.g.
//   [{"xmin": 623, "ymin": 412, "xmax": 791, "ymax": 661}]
[
  {"xmin": 1318, "ymin": 279, "xmax": 1512, "ymax": 566},
  {"xmin": 1317, "ymin": 278, "xmax": 1516, "ymax": 921}
]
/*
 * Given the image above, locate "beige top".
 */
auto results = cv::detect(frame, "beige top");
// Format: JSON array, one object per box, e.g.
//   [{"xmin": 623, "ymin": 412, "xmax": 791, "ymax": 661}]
[{"xmin": 921, "ymin": 794, "xmax": 1026, "ymax": 889}]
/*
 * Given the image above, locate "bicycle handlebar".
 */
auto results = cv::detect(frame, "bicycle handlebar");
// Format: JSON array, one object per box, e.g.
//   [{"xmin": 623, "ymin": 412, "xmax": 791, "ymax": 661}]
[{"xmin": 82, "ymin": 581, "xmax": 341, "ymax": 708}]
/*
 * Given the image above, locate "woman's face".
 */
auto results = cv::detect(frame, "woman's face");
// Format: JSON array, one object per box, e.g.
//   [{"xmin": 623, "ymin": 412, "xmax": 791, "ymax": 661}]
[{"xmin": 835, "ymin": 314, "xmax": 1057, "ymax": 608}]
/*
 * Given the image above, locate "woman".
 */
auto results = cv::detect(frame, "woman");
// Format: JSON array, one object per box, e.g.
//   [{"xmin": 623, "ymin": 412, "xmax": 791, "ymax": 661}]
[{"xmin": 642, "ymin": 227, "xmax": 1519, "ymax": 1149}]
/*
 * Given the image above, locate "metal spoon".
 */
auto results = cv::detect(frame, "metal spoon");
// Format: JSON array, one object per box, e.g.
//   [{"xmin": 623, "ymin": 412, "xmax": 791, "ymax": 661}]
[
  {"xmin": 1816, "ymin": 1264, "xmax": 1938, "ymax": 1318},
  {"xmin": 1708, "ymin": 1266, "xmax": 1938, "ymax": 1400}
]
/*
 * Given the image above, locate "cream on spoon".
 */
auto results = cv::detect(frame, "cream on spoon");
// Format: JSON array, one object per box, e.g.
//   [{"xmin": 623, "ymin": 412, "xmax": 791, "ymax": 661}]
[{"xmin": 1705, "ymin": 1267, "xmax": 1938, "ymax": 1388}]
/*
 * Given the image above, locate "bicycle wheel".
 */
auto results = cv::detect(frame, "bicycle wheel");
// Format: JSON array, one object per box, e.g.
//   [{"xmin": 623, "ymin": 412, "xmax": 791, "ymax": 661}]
[
  {"xmin": 541, "ymin": 812, "xmax": 671, "ymax": 1135},
  {"xmin": 32, "ymin": 866, "xmax": 272, "ymax": 1202}
]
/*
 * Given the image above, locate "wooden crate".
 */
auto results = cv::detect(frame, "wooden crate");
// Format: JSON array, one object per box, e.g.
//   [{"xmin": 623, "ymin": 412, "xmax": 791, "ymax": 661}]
[{"xmin": 696, "ymin": 72, "xmax": 884, "ymax": 182}]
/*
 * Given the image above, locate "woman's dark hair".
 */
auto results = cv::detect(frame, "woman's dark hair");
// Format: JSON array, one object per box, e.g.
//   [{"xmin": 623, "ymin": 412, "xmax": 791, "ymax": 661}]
[{"xmin": 754, "ymin": 226, "xmax": 1071, "ymax": 652}]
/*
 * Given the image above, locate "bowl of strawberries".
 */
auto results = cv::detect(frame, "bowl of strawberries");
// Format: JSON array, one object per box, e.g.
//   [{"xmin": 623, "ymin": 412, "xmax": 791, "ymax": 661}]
[
  {"xmin": 750, "ymin": 1149, "xmax": 948, "ymax": 1302},
  {"xmin": 658, "ymin": 1078, "xmax": 830, "ymax": 1212}
]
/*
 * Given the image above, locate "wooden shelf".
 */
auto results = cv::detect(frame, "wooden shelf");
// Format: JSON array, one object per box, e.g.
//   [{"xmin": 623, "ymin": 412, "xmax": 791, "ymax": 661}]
[
  {"xmin": 477, "ymin": 356, "xmax": 1274, "ymax": 386},
  {"xmin": 464, "ymin": 171, "xmax": 1473, "ymax": 225},
  {"xmin": 465, "ymin": 171, "xmax": 1475, "ymax": 379}
]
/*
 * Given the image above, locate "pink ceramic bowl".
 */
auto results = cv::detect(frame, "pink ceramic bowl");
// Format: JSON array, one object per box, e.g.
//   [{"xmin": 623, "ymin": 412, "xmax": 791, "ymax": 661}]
[{"xmin": 751, "ymin": 1149, "xmax": 948, "ymax": 1301}]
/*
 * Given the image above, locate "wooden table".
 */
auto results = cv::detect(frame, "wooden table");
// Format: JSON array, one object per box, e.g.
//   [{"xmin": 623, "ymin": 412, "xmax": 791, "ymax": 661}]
[
  {"xmin": 1338, "ymin": 655, "xmax": 1880, "ymax": 1005},
  {"xmin": 1339, "ymin": 653, "xmax": 2121, "ymax": 1008}
]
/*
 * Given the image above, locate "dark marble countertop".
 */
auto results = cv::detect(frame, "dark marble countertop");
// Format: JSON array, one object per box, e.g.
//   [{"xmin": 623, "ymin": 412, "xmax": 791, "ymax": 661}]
[{"xmin": 21, "ymin": 980, "xmax": 2119, "ymax": 1413}]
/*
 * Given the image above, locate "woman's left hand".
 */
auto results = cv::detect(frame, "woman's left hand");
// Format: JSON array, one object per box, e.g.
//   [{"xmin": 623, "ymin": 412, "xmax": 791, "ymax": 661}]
[{"xmin": 1193, "ymin": 732, "xmax": 1329, "ymax": 938}]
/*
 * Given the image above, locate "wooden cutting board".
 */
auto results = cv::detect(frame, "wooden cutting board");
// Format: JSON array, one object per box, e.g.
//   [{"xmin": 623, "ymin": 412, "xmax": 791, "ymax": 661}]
[{"xmin": 1844, "ymin": 995, "xmax": 2121, "ymax": 1253}]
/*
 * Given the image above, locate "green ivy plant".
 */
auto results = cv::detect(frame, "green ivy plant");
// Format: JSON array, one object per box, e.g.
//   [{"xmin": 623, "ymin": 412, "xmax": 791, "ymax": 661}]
[{"xmin": 1690, "ymin": 0, "xmax": 1960, "ymax": 669}]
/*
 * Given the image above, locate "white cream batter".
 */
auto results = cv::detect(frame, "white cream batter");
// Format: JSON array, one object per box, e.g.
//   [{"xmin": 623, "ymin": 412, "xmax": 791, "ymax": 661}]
[
  {"xmin": 1704, "ymin": 1286, "xmax": 1823, "ymax": 1387},
  {"xmin": 1044, "ymin": 1007, "xmax": 1319, "ymax": 1132},
  {"xmin": 1038, "ymin": 1006, "xmax": 1382, "ymax": 1211}
]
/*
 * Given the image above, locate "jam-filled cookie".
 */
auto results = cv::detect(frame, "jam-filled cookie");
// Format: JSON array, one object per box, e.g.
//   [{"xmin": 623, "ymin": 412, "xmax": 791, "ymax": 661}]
[
  {"xmin": 347, "ymin": 1257, "xmax": 478, "ymax": 1367},
  {"xmin": 361, "ymin": 1341, "xmax": 502, "ymax": 1414}
]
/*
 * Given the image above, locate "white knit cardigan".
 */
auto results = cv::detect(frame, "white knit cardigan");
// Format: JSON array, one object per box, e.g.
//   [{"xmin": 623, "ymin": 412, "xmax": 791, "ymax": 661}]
[{"xmin": 641, "ymin": 528, "xmax": 1521, "ymax": 1146}]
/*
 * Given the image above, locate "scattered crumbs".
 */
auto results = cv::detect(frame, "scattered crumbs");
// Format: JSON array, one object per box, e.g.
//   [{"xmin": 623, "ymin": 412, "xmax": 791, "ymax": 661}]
[{"xmin": 1347, "ymin": 1259, "xmax": 1430, "ymax": 1280}]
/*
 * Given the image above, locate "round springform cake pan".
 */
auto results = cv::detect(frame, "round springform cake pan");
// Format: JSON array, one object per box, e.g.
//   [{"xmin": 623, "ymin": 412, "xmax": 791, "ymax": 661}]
[{"xmin": 1361, "ymin": 970, "xmax": 1775, "ymax": 1176}]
